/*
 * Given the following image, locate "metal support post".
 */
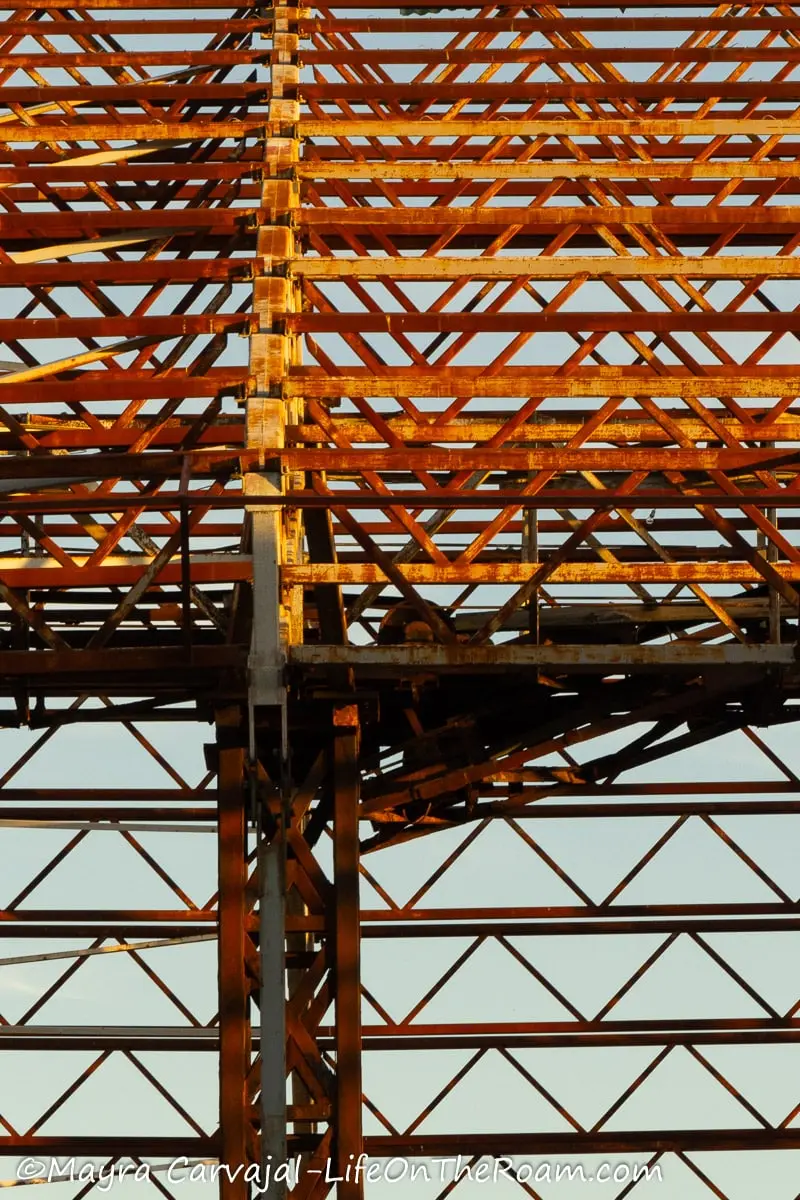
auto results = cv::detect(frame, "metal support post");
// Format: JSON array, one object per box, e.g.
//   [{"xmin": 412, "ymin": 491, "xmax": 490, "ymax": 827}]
[
  {"xmin": 217, "ymin": 729, "xmax": 251, "ymax": 1200},
  {"xmin": 332, "ymin": 705, "xmax": 364, "ymax": 1197},
  {"xmin": 260, "ymin": 816, "xmax": 287, "ymax": 1196},
  {"xmin": 252, "ymin": 0, "xmax": 301, "ymax": 1184}
]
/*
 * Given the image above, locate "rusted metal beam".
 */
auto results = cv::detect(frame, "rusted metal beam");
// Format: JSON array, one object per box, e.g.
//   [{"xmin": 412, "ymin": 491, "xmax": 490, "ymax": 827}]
[
  {"xmin": 295, "ymin": 257, "xmax": 800, "ymax": 280},
  {"xmin": 301, "ymin": 15, "xmax": 800, "ymax": 32},
  {"xmin": 0, "ymin": 560, "xmax": 250, "ymax": 588},
  {"xmin": 286, "ymin": 563, "xmax": 800, "ymax": 585},
  {"xmin": 297, "ymin": 160, "xmax": 800, "ymax": 179},
  {"xmin": 8, "ymin": 0, "xmax": 800, "ymax": 1188},
  {"xmin": 332, "ymin": 707, "xmax": 364, "ymax": 1197},
  {"xmin": 300, "ymin": 119, "xmax": 800, "ymax": 137},
  {"xmin": 217, "ymin": 731, "xmax": 251, "ymax": 1200},
  {"xmin": 303, "ymin": 82, "xmax": 800, "ymax": 100},
  {"xmin": 363, "ymin": 1131, "xmax": 800, "ymax": 1154},
  {"xmin": 228, "ymin": 446, "xmax": 800, "ymax": 470},
  {"xmin": 290, "ymin": 644, "xmax": 800, "ymax": 673},
  {"xmin": 303, "ymin": 46, "xmax": 800, "ymax": 63},
  {"xmin": 287, "ymin": 312, "xmax": 800, "ymax": 334},
  {"xmin": 284, "ymin": 370, "xmax": 800, "ymax": 398},
  {"xmin": 297, "ymin": 203, "xmax": 800, "ymax": 228}
]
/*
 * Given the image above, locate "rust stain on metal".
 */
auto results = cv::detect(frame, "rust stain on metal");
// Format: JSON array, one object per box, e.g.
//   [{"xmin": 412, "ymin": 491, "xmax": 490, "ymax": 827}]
[{"xmin": 5, "ymin": 0, "xmax": 800, "ymax": 1194}]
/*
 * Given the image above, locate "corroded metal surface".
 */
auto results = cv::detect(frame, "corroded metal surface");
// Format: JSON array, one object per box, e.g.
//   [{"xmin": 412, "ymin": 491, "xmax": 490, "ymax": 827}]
[{"xmin": 2, "ymin": 1, "xmax": 800, "ymax": 1198}]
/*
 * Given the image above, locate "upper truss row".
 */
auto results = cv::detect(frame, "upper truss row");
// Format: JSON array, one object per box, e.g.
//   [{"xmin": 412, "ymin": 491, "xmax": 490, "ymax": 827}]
[{"xmin": 0, "ymin": 2, "xmax": 800, "ymax": 670}]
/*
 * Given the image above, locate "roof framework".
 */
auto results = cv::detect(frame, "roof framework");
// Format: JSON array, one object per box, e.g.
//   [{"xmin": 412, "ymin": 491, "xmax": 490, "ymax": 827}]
[{"xmin": 1, "ymin": 1, "xmax": 800, "ymax": 1198}]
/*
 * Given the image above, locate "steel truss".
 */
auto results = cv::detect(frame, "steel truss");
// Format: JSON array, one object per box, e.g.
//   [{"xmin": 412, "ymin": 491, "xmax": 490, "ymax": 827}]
[{"xmin": 2, "ymin": 1, "xmax": 800, "ymax": 1198}]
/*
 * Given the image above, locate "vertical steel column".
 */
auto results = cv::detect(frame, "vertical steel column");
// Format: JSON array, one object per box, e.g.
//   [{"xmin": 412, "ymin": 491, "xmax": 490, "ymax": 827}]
[
  {"xmin": 260, "ymin": 820, "xmax": 287, "ymax": 1196},
  {"xmin": 332, "ymin": 706, "xmax": 364, "ymax": 1197},
  {"xmin": 217, "ymin": 722, "xmax": 250, "ymax": 1200},
  {"xmin": 247, "ymin": 0, "xmax": 299, "ymax": 706},
  {"xmin": 253, "ymin": 0, "xmax": 301, "ymax": 1186}
]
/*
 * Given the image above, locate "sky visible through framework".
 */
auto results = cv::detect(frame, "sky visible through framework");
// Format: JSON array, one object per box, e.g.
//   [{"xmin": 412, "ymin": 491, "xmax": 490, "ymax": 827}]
[{"xmin": 0, "ymin": 2, "xmax": 800, "ymax": 1197}]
